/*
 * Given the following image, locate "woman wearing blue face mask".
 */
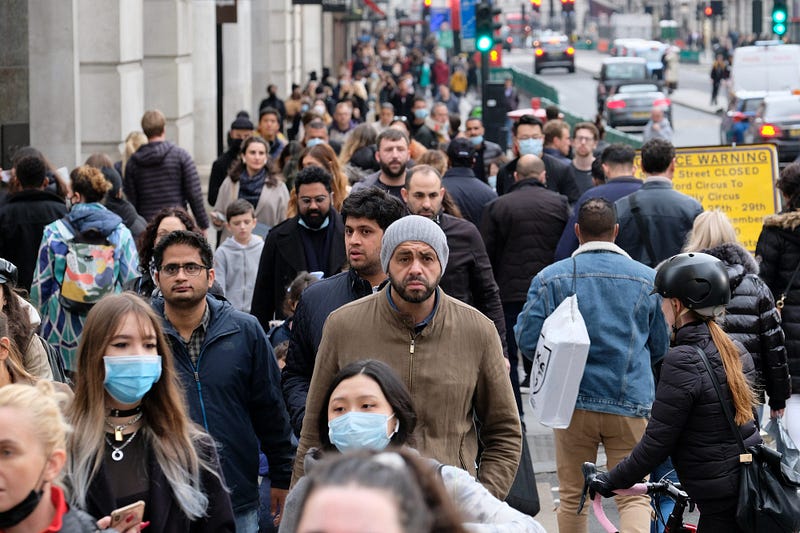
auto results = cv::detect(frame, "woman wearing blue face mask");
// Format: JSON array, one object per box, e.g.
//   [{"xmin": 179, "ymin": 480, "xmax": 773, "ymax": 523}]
[
  {"xmin": 66, "ymin": 292, "xmax": 235, "ymax": 531},
  {"xmin": 279, "ymin": 360, "xmax": 546, "ymax": 533}
]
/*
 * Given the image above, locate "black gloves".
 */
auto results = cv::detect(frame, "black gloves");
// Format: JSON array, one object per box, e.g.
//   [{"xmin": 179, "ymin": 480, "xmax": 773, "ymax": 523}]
[{"xmin": 589, "ymin": 472, "xmax": 617, "ymax": 498}]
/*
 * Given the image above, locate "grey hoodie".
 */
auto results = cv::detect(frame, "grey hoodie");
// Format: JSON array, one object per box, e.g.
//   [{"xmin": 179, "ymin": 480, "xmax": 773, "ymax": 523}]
[{"xmin": 213, "ymin": 235, "xmax": 265, "ymax": 313}]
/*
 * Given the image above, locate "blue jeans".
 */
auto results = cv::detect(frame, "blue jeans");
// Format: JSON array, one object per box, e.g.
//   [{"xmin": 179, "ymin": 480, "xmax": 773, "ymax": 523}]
[
  {"xmin": 650, "ymin": 458, "xmax": 678, "ymax": 533},
  {"xmin": 235, "ymin": 508, "xmax": 259, "ymax": 533}
]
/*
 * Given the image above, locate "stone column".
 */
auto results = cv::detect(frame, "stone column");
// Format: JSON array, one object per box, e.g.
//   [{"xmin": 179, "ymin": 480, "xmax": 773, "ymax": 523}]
[
  {"xmin": 77, "ymin": 0, "xmax": 145, "ymax": 163},
  {"xmin": 29, "ymin": 0, "xmax": 81, "ymax": 167},
  {"xmin": 302, "ymin": 5, "xmax": 324, "ymax": 83},
  {"xmin": 252, "ymin": 0, "xmax": 298, "ymax": 113},
  {"xmin": 193, "ymin": 2, "xmax": 217, "ymax": 165},
  {"xmin": 221, "ymin": 1, "xmax": 253, "ymax": 130},
  {"xmin": 143, "ymin": 0, "xmax": 194, "ymax": 154}
]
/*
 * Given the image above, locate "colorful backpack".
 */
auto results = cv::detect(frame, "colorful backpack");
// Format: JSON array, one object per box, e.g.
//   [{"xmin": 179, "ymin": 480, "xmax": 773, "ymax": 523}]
[{"xmin": 58, "ymin": 220, "xmax": 117, "ymax": 314}]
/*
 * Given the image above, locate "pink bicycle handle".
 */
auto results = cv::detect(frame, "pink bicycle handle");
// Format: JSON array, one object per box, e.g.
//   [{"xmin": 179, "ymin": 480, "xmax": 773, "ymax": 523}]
[{"xmin": 590, "ymin": 484, "xmax": 649, "ymax": 533}]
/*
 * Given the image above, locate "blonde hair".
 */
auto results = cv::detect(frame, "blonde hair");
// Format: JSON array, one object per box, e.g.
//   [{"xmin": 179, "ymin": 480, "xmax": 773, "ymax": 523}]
[
  {"xmin": 0, "ymin": 381, "xmax": 71, "ymax": 455},
  {"xmin": 67, "ymin": 293, "xmax": 218, "ymax": 519},
  {"xmin": 683, "ymin": 210, "xmax": 739, "ymax": 252},
  {"xmin": 121, "ymin": 131, "xmax": 148, "ymax": 178},
  {"xmin": 416, "ymin": 150, "xmax": 448, "ymax": 177},
  {"xmin": 707, "ymin": 320, "xmax": 756, "ymax": 425}
]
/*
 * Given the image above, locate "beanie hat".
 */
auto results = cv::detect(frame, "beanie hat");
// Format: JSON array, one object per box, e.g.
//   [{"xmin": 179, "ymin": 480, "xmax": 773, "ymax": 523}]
[
  {"xmin": 231, "ymin": 111, "xmax": 254, "ymax": 131},
  {"xmin": 101, "ymin": 166, "xmax": 123, "ymax": 198},
  {"xmin": 380, "ymin": 215, "xmax": 449, "ymax": 273}
]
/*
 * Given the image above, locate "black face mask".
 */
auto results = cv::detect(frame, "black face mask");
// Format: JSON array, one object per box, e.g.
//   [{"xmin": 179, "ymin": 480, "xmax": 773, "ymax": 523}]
[
  {"xmin": 229, "ymin": 137, "xmax": 243, "ymax": 153},
  {"xmin": 0, "ymin": 488, "xmax": 44, "ymax": 528}
]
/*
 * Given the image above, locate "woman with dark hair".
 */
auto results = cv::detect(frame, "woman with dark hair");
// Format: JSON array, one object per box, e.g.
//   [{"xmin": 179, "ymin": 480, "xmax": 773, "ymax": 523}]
[
  {"xmin": 212, "ymin": 136, "xmax": 289, "ymax": 242},
  {"xmin": 756, "ymin": 161, "xmax": 800, "ymax": 445},
  {"xmin": 0, "ymin": 258, "xmax": 53, "ymax": 379},
  {"xmin": 279, "ymin": 360, "xmax": 544, "ymax": 532},
  {"xmin": 127, "ymin": 207, "xmax": 197, "ymax": 297},
  {"xmin": 31, "ymin": 165, "xmax": 139, "ymax": 374},
  {"xmin": 67, "ymin": 292, "xmax": 235, "ymax": 531}
]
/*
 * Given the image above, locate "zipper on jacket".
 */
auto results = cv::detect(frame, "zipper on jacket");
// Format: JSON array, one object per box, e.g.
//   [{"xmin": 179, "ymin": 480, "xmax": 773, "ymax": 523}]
[
  {"xmin": 193, "ymin": 367, "xmax": 210, "ymax": 431},
  {"xmin": 408, "ymin": 337, "xmax": 416, "ymax": 392}
]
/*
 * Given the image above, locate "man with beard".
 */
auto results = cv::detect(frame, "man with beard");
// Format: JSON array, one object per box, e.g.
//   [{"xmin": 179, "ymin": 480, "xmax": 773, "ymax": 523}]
[
  {"xmin": 281, "ymin": 188, "xmax": 405, "ymax": 435},
  {"xmin": 401, "ymin": 165, "xmax": 507, "ymax": 360},
  {"xmin": 250, "ymin": 166, "xmax": 346, "ymax": 330},
  {"xmin": 152, "ymin": 230, "xmax": 296, "ymax": 532},
  {"xmin": 293, "ymin": 216, "xmax": 522, "ymax": 500},
  {"xmin": 351, "ymin": 129, "xmax": 410, "ymax": 199}
]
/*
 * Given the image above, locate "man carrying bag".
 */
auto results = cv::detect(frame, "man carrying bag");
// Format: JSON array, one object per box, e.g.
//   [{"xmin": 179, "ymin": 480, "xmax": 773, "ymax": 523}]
[{"xmin": 515, "ymin": 198, "xmax": 669, "ymax": 533}]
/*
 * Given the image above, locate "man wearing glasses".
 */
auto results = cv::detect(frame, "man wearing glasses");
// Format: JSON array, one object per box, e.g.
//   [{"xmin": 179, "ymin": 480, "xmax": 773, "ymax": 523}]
[
  {"xmin": 570, "ymin": 122, "xmax": 600, "ymax": 195},
  {"xmin": 152, "ymin": 230, "xmax": 296, "ymax": 533},
  {"xmin": 250, "ymin": 166, "xmax": 346, "ymax": 329}
]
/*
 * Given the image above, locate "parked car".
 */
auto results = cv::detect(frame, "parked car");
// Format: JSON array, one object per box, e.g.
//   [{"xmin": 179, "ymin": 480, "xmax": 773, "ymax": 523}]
[
  {"xmin": 720, "ymin": 91, "xmax": 766, "ymax": 144},
  {"xmin": 533, "ymin": 34, "xmax": 575, "ymax": 74},
  {"xmin": 594, "ymin": 57, "xmax": 650, "ymax": 112},
  {"xmin": 604, "ymin": 82, "xmax": 671, "ymax": 130},
  {"xmin": 744, "ymin": 93, "xmax": 800, "ymax": 164}
]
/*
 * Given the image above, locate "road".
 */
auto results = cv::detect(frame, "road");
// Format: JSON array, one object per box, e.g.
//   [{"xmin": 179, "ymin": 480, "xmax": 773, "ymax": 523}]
[{"xmin": 503, "ymin": 48, "xmax": 723, "ymax": 148}]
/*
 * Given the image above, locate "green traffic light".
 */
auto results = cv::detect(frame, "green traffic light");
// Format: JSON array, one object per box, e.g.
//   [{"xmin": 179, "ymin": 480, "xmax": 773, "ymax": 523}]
[
  {"xmin": 477, "ymin": 35, "xmax": 493, "ymax": 52},
  {"xmin": 774, "ymin": 10, "xmax": 787, "ymax": 23},
  {"xmin": 774, "ymin": 22, "xmax": 787, "ymax": 35}
]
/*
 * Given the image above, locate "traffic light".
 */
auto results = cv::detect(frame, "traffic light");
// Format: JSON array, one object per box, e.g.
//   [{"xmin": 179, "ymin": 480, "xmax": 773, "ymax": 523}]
[
  {"xmin": 710, "ymin": 0, "xmax": 724, "ymax": 16},
  {"xmin": 423, "ymin": 0, "xmax": 432, "ymax": 18},
  {"xmin": 476, "ymin": 1, "xmax": 501, "ymax": 53},
  {"xmin": 704, "ymin": 3, "xmax": 713, "ymax": 17},
  {"xmin": 489, "ymin": 46, "xmax": 502, "ymax": 67},
  {"xmin": 773, "ymin": 1, "xmax": 788, "ymax": 36},
  {"xmin": 560, "ymin": 0, "xmax": 575, "ymax": 13},
  {"xmin": 530, "ymin": 0, "xmax": 541, "ymax": 12}
]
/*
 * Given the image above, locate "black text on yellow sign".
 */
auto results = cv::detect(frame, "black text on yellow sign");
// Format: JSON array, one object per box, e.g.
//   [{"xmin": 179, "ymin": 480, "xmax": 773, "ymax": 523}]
[{"xmin": 633, "ymin": 145, "xmax": 780, "ymax": 252}]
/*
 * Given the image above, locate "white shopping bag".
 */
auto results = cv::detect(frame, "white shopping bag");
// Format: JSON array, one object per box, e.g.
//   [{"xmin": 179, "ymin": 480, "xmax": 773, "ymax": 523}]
[{"xmin": 528, "ymin": 294, "xmax": 590, "ymax": 429}]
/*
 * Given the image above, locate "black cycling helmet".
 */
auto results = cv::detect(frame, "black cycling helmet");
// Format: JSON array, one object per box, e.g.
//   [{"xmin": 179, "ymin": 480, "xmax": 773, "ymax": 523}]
[
  {"xmin": 652, "ymin": 252, "xmax": 730, "ymax": 312},
  {"xmin": 0, "ymin": 258, "xmax": 17, "ymax": 286}
]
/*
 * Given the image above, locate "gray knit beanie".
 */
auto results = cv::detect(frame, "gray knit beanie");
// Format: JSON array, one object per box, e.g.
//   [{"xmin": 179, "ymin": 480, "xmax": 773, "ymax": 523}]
[{"xmin": 380, "ymin": 215, "xmax": 449, "ymax": 273}]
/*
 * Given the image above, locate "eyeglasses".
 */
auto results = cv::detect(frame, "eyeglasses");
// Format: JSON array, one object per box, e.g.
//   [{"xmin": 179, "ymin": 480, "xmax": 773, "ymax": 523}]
[
  {"xmin": 574, "ymin": 136, "xmax": 596, "ymax": 143},
  {"xmin": 392, "ymin": 116, "xmax": 408, "ymax": 123},
  {"xmin": 159, "ymin": 263, "xmax": 209, "ymax": 277},
  {"xmin": 299, "ymin": 195, "xmax": 330, "ymax": 206}
]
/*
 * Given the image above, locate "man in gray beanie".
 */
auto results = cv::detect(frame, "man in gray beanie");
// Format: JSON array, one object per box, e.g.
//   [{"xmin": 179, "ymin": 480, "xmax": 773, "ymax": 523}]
[{"xmin": 293, "ymin": 215, "xmax": 522, "ymax": 501}]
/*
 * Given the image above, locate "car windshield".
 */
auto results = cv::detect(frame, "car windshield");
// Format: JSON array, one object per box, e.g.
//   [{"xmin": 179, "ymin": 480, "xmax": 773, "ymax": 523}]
[
  {"xmin": 741, "ymin": 98, "xmax": 764, "ymax": 113},
  {"xmin": 764, "ymin": 99, "xmax": 800, "ymax": 120},
  {"xmin": 605, "ymin": 63, "xmax": 646, "ymax": 79},
  {"xmin": 618, "ymin": 84, "xmax": 660, "ymax": 93}
]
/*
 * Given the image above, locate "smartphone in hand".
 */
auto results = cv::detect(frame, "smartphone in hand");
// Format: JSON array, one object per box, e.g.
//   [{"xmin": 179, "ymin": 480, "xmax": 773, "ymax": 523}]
[{"xmin": 110, "ymin": 500, "xmax": 145, "ymax": 529}]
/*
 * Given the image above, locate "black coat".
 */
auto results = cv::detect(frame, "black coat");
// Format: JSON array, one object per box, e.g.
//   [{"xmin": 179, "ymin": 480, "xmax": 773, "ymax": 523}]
[
  {"xmin": 86, "ymin": 434, "xmax": 235, "ymax": 532},
  {"xmin": 480, "ymin": 178, "xmax": 569, "ymax": 303},
  {"xmin": 208, "ymin": 148, "xmax": 238, "ymax": 207},
  {"xmin": 105, "ymin": 196, "xmax": 147, "ymax": 238},
  {"xmin": 282, "ymin": 269, "xmax": 377, "ymax": 435},
  {"xmin": 756, "ymin": 209, "xmax": 800, "ymax": 394},
  {"xmin": 438, "ymin": 213, "xmax": 507, "ymax": 356},
  {"xmin": 701, "ymin": 242, "xmax": 790, "ymax": 409},
  {"xmin": 251, "ymin": 213, "xmax": 346, "ymax": 329},
  {"xmin": 608, "ymin": 322, "xmax": 761, "ymax": 514},
  {"xmin": 496, "ymin": 154, "xmax": 580, "ymax": 204},
  {"xmin": 0, "ymin": 189, "xmax": 67, "ymax": 291},
  {"xmin": 441, "ymin": 167, "xmax": 497, "ymax": 227}
]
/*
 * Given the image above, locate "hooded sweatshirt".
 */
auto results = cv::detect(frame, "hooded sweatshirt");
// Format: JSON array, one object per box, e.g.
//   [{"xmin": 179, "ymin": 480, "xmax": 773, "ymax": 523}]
[{"xmin": 213, "ymin": 235, "xmax": 265, "ymax": 313}]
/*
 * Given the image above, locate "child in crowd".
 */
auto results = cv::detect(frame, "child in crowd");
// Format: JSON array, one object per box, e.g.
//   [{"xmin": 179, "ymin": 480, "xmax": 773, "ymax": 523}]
[{"xmin": 213, "ymin": 199, "xmax": 264, "ymax": 313}]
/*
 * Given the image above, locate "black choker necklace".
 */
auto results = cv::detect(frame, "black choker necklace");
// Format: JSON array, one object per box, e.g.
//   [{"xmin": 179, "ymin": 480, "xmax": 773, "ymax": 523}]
[{"xmin": 108, "ymin": 405, "xmax": 142, "ymax": 418}]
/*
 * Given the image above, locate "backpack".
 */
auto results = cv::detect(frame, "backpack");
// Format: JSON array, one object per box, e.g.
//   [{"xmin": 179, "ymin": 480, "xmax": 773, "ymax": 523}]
[{"xmin": 58, "ymin": 219, "xmax": 117, "ymax": 314}]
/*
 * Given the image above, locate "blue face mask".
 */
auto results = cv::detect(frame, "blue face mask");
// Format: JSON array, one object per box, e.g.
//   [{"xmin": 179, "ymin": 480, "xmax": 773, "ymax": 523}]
[
  {"xmin": 328, "ymin": 412, "xmax": 398, "ymax": 453},
  {"xmin": 104, "ymin": 355, "xmax": 162, "ymax": 405},
  {"xmin": 519, "ymin": 138, "xmax": 543, "ymax": 156},
  {"xmin": 414, "ymin": 109, "xmax": 429, "ymax": 120},
  {"xmin": 469, "ymin": 135, "xmax": 484, "ymax": 146},
  {"xmin": 306, "ymin": 138, "xmax": 325, "ymax": 148},
  {"xmin": 488, "ymin": 175, "xmax": 497, "ymax": 190}
]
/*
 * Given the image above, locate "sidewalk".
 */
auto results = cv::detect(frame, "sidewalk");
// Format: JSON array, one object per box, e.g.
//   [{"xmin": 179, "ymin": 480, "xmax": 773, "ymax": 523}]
[{"xmin": 572, "ymin": 49, "xmax": 724, "ymax": 115}]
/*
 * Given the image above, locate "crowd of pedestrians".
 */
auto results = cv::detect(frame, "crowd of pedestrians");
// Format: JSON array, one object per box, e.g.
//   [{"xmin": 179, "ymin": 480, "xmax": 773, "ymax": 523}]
[{"xmin": 0, "ymin": 27, "xmax": 795, "ymax": 533}]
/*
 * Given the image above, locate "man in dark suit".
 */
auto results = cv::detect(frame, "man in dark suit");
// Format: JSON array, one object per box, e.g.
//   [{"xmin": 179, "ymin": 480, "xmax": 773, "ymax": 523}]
[{"xmin": 250, "ymin": 166, "xmax": 346, "ymax": 329}]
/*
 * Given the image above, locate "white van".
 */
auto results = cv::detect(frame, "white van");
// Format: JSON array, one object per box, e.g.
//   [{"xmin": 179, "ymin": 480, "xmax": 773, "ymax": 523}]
[{"xmin": 731, "ymin": 42, "xmax": 800, "ymax": 93}]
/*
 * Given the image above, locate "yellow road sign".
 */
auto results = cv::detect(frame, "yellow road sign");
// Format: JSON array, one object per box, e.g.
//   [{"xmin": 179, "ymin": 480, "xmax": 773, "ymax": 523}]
[{"xmin": 634, "ymin": 144, "xmax": 781, "ymax": 251}]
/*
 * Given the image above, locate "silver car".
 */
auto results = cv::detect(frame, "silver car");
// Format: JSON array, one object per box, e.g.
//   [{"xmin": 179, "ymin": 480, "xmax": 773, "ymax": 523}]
[{"xmin": 604, "ymin": 83, "xmax": 672, "ymax": 130}]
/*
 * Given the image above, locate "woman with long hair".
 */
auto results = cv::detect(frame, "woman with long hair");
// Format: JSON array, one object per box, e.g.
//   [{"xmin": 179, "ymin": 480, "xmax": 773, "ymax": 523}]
[
  {"xmin": 212, "ymin": 136, "xmax": 289, "ymax": 241},
  {"xmin": 0, "ymin": 258, "xmax": 53, "ymax": 379},
  {"xmin": 591, "ymin": 253, "xmax": 761, "ymax": 532},
  {"xmin": 756, "ymin": 162, "xmax": 800, "ymax": 446},
  {"xmin": 287, "ymin": 143, "xmax": 348, "ymax": 217},
  {"xmin": 0, "ymin": 311, "xmax": 35, "ymax": 387},
  {"xmin": 338, "ymin": 123, "xmax": 379, "ymax": 185},
  {"xmin": 31, "ymin": 165, "xmax": 139, "ymax": 374},
  {"xmin": 280, "ymin": 360, "xmax": 545, "ymax": 532},
  {"xmin": 117, "ymin": 131, "xmax": 148, "ymax": 180},
  {"xmin": 685, "ymin": 210, "xmax": 790, "ymax": 419},
  {"xmin": 67, "ymin": 292, "xmax": 234, "ymax": 531}
]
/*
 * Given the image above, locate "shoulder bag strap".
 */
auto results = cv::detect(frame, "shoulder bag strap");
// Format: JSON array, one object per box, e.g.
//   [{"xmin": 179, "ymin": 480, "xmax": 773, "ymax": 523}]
[
  {"xmin": 776, "ymin": 230, "xmax": 800, "ymax": 310},
  {"xmin": 629, "ymin": 193, "xmax": 657, "ymax": 265},
  {"xmin": 693, "ymin": 346, "xmax": 748, "ymax": 455}
]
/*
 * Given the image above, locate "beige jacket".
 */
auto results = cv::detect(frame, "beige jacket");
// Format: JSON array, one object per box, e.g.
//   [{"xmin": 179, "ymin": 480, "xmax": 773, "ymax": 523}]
[
  {"xmin": 213, "ymin": 177, "xmax": 289, "ymax": 241},
  {"xmin": 293, "ymin": 286, "xmax": 522, "ymax": 499}
]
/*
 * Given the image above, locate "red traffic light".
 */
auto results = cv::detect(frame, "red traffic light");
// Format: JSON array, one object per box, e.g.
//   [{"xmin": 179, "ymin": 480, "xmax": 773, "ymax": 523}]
[
  {"xmin": 704, "ymin": 5, "xmax": 712, "ymax": 16},
  {"xmin": 424, "ymin": 0, "xmax": 432, "ymax": 6}
]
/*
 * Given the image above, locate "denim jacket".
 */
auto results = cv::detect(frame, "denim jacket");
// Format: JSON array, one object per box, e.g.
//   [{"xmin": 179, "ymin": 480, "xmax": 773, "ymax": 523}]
[{"xmin": 514, "ymin": 241, "xmax": 669, "ymax": 418}]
